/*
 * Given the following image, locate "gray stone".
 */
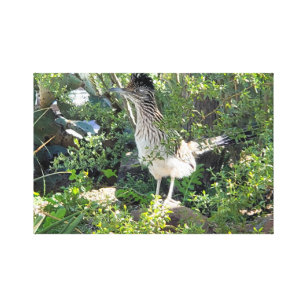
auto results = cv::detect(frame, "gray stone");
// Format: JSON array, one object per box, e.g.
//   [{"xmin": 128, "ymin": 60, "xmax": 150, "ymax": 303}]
[{"xmin": 131, "ymin": 202, "xmax": 211, "ymax": 233}]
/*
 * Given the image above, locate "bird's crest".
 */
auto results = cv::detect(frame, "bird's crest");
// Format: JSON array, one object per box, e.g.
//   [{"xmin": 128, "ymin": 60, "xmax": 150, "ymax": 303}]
[{"xmin": 128, "ymin": 73, "xmax": 155, "ymax": 91}]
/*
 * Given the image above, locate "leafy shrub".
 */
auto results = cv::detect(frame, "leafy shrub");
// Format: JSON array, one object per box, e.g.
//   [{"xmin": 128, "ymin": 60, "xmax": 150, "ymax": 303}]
[
  {"xmin": 186, "ymin": 140, "xmax": 273, "ymax": 233},
  {"xmin": 34, "ymin": 73, "xmax": 70, "ymax": 103},
  {"xmin": 34, "ymin": 170, "xmax": 94, "ymax": 234},
  {"xmin": 34, "ymin": 170, "xmax": 173, "ymax": 234},
  {"xmin": 92, "ymin": 199, "xmax": 172, "ymax": 234},
  {"xmin": 175, "ymin": 223, "xmax": 207, "ymax": 234},
  {"xmin": 174, "ymin": 164, "xmax": 204, "ymax": 204},
  {"xmin": 117, "ymin": 171, "xmax": 156, "ymax": 195},
  {"xmin": 51, "ymin": 106, "xmax": 133, "ymax": 183}
]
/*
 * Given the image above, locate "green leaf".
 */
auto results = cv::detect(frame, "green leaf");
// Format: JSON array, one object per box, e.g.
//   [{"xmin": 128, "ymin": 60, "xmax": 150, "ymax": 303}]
[
  {"xmin": 72, "ymin": 187, "xmax": 80, "ymax": 195},
  {"xmin": 33, "ymin": 215, "xmax": 45, "ymax": 234},
  {"xmin": 73, "ymin": 138, "xmax": 80, "ymax": 148},
  {"xmin": 69, "ymin": 169, "xmax": 77, "ymax": 181},
  {"xmin": 61, "ymin": 213, "xmax": 84, "ymax": 234},
  {"xmin": 54, "ymin": 207, "xmax": 66, "ymax": 219},
  {"xmin": 102, "ymin": 169, "xmax": 117, "ymax": 178},
  {"xmin": 37, "ymin": 212, "xmax": 80, "ymax": 234}
]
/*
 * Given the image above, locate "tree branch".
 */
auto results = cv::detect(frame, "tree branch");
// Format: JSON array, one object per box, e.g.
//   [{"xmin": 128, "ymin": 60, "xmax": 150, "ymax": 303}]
[{"xmin": 110, "ymin": 73, "xmax": 136, "ymax": 129}]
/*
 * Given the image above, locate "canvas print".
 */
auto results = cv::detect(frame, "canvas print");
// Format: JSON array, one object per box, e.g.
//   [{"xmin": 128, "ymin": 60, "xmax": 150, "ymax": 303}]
[{"xmin": 33, "ymin": 73, "xmax": 273, "ymax": 234}]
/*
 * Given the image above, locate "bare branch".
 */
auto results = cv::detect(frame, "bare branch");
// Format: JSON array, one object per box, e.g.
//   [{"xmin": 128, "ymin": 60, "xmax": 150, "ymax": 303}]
[{"xmin": 110, "ymin": 73, "xmax": 136, "ymax": 129}]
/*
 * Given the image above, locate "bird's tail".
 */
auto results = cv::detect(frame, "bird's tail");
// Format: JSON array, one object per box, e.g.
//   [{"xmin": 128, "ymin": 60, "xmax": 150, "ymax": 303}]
[{"xmin": 187, "ymin": 126, "xmax": 258, "ymax": 156}]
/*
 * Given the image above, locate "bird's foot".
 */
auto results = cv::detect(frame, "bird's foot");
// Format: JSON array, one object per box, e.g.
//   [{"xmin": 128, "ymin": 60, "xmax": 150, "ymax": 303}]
[
  {"xmin": 152, "ymin": 197, "xmax": 163, "ymax": 206},
  {"xmin": 163, "ymin": 198, "xmax": 182, "ymax": 208}
]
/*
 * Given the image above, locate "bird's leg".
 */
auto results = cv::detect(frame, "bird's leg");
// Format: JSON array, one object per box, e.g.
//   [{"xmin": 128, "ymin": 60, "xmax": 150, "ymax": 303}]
[
  {"xmin": 155, "ymin": 178, "xmax": 161, "ymax": 196},
  {"xmin": 164, "ymin": 177, "xmax": 181, "ymax": 207},
  {"xmin": 166, "ymin": 176, "xmax": 175, "ymax": 200}
]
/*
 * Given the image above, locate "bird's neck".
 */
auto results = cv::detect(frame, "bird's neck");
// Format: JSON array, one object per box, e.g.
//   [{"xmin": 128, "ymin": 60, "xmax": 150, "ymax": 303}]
[
  {"xmin": 134, "ymin": 100, "xmax": 165, "ymax": 142},
  {"xmin": 135, "ymin": 100, "xmax": 163, "ymax": 126}
]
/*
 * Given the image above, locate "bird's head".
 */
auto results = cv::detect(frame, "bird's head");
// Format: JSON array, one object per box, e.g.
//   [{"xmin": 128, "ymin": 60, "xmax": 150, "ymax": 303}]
[
  {"xmin": 109, "ymin": 73, "xmax": 155, "ymax": 105},
  {"xmin": 128, "ymin": 73, "xmax": 155, "ymax": 91}
]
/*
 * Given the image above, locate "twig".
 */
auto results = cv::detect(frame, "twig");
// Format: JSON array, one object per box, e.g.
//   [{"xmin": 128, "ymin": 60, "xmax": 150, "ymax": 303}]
[
  {"xmin": 117, "ymin": 186, "xmax": 152, "ymax": 198},
  {"xmin": 34, "ymin": 107, "xmax": 52, "ymax": 113},
  {"xmin": 97, "ymin": 73, "xmax": 110, "ymax": 90},
  {"xmin": 110, "ymin": 73, "xmax": 136, "ymax": 128},
  {"xmin": 34, "ymin": 107, "xmax": 50, "ymax": 126},
  {"xmin": 34, "ymin": 171, "xmax": 72, "ymax": 182},
  {"xmin": 34, "ymin": 135, "xmax": 56, "ymax": 154}
]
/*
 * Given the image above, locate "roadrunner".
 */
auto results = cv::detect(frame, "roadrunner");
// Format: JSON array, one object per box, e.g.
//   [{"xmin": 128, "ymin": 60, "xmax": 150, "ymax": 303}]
[{"xmin": 110, "ymin": 74, "xmax": 235, "ymax": 205}]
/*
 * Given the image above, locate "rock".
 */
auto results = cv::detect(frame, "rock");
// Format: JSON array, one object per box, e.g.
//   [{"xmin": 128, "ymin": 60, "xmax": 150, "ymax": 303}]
[
  {"xmin": 82, "ymin": 187, "xmax": 117, "ymax": 205},
  {"xmin": 245, "ymin": 213, "xmax": 274, "ymax": 234},
  {"xmin": 117, "ymin": 151, "xmax": 142, "ymax": 182},
  {"xmin": 34, "ymin": 172, "xmax": 71, "ymax": 194},
  {"xmin": 116, "ymin": 151, "xmax": 155, "ymax": 192},
  {"xmin": 168, "ymin": 206, "xmax": 210, "ymax": 232},
  {"xmin": 131, "ymin": 202, "xmax": 211, "ymax": 233}
]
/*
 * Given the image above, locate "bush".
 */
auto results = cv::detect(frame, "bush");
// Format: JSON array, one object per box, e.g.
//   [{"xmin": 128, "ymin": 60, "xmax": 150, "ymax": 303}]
[
  {"xmin": 34, "ymin": 170, "xmax": 93, "ymax": 234},
  {"xmin": 51, "ymin": 104, "xmax": 133, "ymax": 184},
  {"xmin": 34, "ymin": 172, "xmax": 174, "ymax": 234},
  {"xmin": 186, "ymin": 140, "xmax": 273, "ymax": 233},
  {"xmin": 92, "ymin": 199, "xmax": 172, "ymax": 234}
]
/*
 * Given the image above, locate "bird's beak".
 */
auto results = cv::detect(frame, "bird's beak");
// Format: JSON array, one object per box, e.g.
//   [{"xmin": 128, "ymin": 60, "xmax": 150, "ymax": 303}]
[
  {"xmin": 109, "ymin": 87, "xmax": 140, "ymax": 105},
  {"xmin": 109, "ymin": 87, "xmax": 132, "ymax": 96}
]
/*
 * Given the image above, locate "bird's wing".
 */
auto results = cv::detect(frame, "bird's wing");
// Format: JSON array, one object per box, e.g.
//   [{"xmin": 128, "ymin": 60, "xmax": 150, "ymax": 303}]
[
  {"xmin": 187, "ymin": 135, "xmax": 231, "ymax": 156},
  {"xmin": 175, "ymin": 140, "xmax": 195, "ymax": 166}
]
